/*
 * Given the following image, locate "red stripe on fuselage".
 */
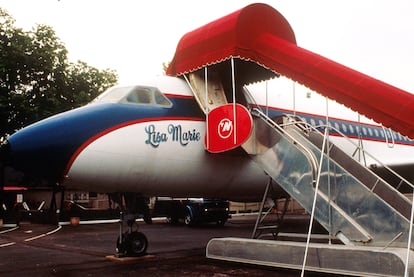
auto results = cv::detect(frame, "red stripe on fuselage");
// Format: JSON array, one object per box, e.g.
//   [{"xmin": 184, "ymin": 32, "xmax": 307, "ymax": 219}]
[{"xmin": 164, "ymin": 93, "xmax": 194, "ymax": 99}]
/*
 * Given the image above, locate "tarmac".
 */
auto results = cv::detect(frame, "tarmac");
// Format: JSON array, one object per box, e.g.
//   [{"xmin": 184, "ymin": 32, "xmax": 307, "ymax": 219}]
[{"xmin": 0, "ymin": 214, "xmax": 333, "ymax": 276}]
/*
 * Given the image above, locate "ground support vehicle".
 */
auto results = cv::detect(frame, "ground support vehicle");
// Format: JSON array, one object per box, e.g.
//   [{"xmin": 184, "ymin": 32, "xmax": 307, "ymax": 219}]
[{"xmin": 153, "ymin": 198, "xmax": 230, "ymax": 226}]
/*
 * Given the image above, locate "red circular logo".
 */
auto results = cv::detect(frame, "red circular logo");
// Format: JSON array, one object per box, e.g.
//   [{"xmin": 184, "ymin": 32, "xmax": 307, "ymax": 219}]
[{"xmin": 218, "ymin": 118, "xmax": 233, "ymax": 139}]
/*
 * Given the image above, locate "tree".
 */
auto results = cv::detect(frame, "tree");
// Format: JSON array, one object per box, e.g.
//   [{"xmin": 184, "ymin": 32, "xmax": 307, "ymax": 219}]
[
  {"xmin": 0, "ymin": 8, "xmax": 118, "ymax": 138},
  {"xmin": 61, "ymin": 61, "xmax": 117, "ymax": 112}
]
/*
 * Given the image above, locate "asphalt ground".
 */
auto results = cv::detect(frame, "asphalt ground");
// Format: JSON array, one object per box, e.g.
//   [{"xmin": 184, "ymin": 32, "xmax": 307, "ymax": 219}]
[{"xmin": 0, "ymin": 214, "xmax": 334, "ymax": 276}]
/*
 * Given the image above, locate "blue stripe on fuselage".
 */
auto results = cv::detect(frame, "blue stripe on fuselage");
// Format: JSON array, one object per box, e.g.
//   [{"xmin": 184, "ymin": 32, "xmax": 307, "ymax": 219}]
[
  {"xmin": 7, "ymin": 96, "xmax": 204, "ymax": 182},
  {"xmin": 260, "ymin": 106, "xmax": 414, "ymax": 145}
]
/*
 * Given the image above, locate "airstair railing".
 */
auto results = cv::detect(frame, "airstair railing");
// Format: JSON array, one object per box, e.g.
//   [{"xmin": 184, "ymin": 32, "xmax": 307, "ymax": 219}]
[
  {"xmin": 247, "ymin": 107, "xmax": 414, "ymax": 248},
  {"xmin": 249, "ymin": 108, "xmax": 374, "ymax": 243},
  {"xmin": 250, "ymin": 108, "xmax": 319, "ymax": 184}
]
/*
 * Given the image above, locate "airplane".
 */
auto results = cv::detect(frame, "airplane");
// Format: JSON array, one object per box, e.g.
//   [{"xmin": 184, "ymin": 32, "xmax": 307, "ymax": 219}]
[{"xmin": 1, "ymin": 3, "xmax": 414, "ymax": 270}]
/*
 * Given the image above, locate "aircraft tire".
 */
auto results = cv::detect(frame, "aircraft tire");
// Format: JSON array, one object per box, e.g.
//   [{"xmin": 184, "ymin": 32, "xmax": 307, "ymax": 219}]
[
  {"xmin": 184, "ymin": 210, "xmax": 193, "ymax": 226},
  {"xmin": 127, "ymin": 231, "xmax": 148, "ymax": 256}
]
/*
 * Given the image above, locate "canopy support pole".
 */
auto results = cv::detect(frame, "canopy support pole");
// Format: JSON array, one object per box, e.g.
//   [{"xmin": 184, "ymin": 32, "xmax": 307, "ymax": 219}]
[{"xmin": 231, "ymin": 57, "xmax": 237, "ymax": 145}]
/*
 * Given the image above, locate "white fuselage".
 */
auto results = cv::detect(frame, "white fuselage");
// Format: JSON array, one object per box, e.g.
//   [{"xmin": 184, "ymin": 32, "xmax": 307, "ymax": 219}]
[{"xmin": 63, "ymin": 76, "xmax": 414, "ymax": 200}]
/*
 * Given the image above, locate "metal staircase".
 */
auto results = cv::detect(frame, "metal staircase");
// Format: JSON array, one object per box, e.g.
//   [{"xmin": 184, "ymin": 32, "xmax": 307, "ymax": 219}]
[{"xmin": 207, "ymin": 108, "xmax": 414, "ymax": 276}]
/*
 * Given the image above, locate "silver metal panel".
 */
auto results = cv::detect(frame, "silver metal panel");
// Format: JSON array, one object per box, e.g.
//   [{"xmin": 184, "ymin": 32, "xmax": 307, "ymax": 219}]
[{"xmin": 207, "ymin": 238, "xmax": 414, "ymax": 277}]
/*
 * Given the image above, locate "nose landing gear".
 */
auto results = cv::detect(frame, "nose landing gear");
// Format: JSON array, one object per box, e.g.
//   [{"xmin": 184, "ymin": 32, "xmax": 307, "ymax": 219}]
[{"xmin": 116, "ymin": 213, "xmax": 148, "ymax": 257}]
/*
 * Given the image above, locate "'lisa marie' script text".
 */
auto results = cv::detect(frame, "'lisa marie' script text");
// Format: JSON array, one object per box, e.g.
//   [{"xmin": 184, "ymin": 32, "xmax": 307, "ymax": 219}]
[{"xmin": 145, "ymin": 124, "xmax": 201, "ymax": 147}]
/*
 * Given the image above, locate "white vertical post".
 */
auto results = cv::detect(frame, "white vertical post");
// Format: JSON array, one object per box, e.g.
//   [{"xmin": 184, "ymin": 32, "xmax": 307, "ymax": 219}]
[
  {"xmin": 204, "ymin": 67, "xmax": 209, "ymax": 149},
  {"xmin": 265, "ymin": 80, "xmax": 269, "ymax": 116},
  {"xmin": 404, "ymin": 188, "xmax": 414, "ymax": 277},
  {"xmin": 325, "ymin": 97, "xmax": 332, "ymax": 245},
  {"xmin": 301, "ymin": 127, "xmax": 328, "ymax": 277},
  {"xmin": 231, "ymin": 58, "xmax": 237, "ymax": 145},
  {"xmin": 292, "ymin": 81, "xmax": 296, "ymax": 116}
]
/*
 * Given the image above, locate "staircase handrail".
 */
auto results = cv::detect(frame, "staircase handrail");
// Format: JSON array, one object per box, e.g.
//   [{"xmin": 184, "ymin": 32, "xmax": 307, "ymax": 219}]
[{"xmin": 251, "ymin": 108, "xmax": 319, "ymax": 185}]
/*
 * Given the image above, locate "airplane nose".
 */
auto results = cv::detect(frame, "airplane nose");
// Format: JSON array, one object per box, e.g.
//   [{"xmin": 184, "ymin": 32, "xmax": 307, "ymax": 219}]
[
  {"xmin": 2, "ymin": 102, "xmax": 152, "ymax": 186},
  {"xmin": 3, "ymin": 104, "xmax": 118, "ymax": 185},
  {"xmin": 5, "ymin": 113, "xmax": 80, "ymax": 184}
]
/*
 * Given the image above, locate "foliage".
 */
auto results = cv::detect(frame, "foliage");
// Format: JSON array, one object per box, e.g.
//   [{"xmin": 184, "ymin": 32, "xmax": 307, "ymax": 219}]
[{"xmin": 0, "ymin": 8, "xmax": 118, "ymax": 138}]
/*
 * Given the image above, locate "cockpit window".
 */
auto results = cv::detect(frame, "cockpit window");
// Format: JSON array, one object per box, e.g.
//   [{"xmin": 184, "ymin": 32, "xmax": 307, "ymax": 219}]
[
  {"xmin": 123, "ymin": 87, "xmax": 172, "ymax": 107},
  {"xmin": 92, "ymin": 85, "xmax": 172, "ymax": 108},
  {"xmin": 93, "ymin": 87, "xmax": 132, "ymax": 103},
  {"xmin": 126, "ymin": 88, "xmax": 152, "ymax": 104},
  {"xmin": 154, "ymin": 90, "xmax": 171, "ymax": 105}
]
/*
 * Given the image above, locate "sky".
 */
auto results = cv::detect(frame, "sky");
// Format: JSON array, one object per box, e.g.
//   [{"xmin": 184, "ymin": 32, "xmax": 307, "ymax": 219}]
[{"xmin": 0, "ymin": 1, "xmax": 413, "ymax": 93}]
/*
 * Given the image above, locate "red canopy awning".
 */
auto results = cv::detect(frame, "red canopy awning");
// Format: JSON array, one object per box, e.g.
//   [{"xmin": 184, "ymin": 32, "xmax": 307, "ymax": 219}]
[{"xmin": 167, "ymin": 3, "xmax": 414, "ymax": 139}]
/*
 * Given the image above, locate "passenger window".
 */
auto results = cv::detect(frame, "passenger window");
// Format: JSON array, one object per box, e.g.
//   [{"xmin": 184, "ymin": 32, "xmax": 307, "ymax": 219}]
[
  {"xmin": 300, "ymin": 116, "xmax": 307, "ymax": 123},
  {"xmin": 341, "ymin": 123, "xmax": 347, "ymax": 133},
  {"xmin": 310, "ymin": 119, "xmax": 316, "ymax": 127},
  {"xmin": 362, "ymin": 127, "xmax": 367, "ymax": 136}
]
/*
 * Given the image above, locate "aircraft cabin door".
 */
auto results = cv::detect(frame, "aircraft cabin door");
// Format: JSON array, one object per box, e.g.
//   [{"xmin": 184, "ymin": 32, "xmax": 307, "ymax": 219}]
[{"xmin": 188, "ymin": 71, "xmax": 228, "ymax": 114}]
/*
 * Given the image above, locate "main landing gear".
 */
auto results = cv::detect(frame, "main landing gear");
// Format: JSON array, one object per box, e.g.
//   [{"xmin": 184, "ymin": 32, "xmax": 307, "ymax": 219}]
[{"xmin": 116, "ymin": 212, "xmax": 148, "ymax": 257}]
